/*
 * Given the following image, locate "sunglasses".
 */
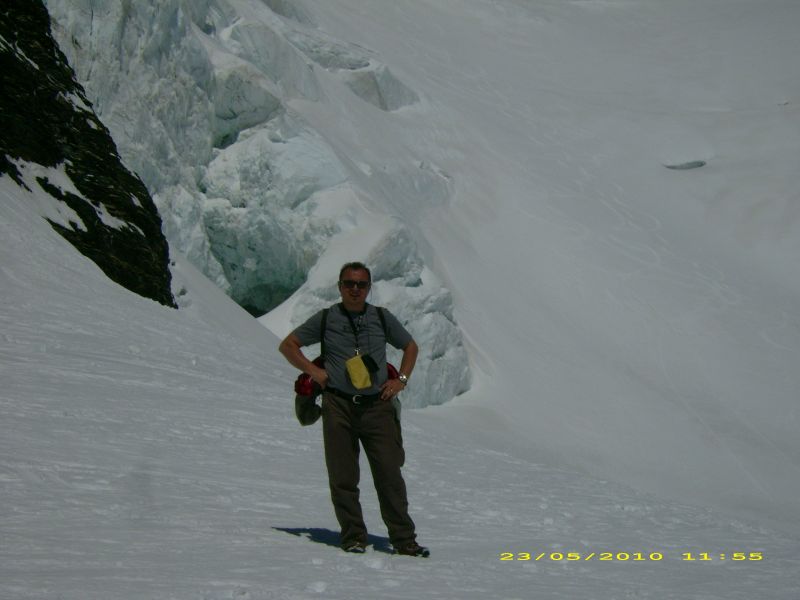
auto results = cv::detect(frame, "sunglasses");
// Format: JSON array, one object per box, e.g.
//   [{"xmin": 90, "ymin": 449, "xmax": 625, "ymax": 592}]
[{"xmin": 340, "ymin": 279, "xmax": 370, "ymax": 290}]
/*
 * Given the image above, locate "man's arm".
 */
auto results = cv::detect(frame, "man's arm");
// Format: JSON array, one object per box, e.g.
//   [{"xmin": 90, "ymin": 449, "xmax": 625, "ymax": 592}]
[
  {"xmin": 380, "ymin": 339, "xmax": 418, "ymax": 400},
  {"xmin": 278, "ymin": 333, "xmax": 329, "ymax": 388},
  {"xmin": 398, "ymin": 339, "xmax": 418, "ymax": 380}
]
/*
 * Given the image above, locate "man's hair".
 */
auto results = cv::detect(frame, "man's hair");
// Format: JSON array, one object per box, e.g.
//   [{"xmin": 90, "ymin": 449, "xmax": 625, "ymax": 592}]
[{"xmin": 339, "ymin": 261, "xmax": 371, "ymax": 283}]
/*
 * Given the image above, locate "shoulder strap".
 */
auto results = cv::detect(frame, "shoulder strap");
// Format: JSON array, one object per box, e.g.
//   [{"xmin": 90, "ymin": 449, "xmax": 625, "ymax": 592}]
[
  {"xmin": 376, "ymin": 306, "xmax": 390, "ymax": 344},
  {"xmin": 320, "ymin": 308, "xmax": 329, "ymax": 359}
]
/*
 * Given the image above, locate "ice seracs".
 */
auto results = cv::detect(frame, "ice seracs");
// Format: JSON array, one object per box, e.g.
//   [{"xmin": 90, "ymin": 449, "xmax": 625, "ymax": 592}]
[{"xmin": 45, "ymin": 0, "xmax": 466, "ymax": 405}]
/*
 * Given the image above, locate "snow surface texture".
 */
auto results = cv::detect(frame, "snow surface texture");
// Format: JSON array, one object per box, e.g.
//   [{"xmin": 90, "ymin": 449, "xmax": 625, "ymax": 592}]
[
  {"xmin": 3, "ymin": 166, "xmax": 800, "ymax": 600},
  {"xmin": 44, "ymin": 0, "xmax": 469, "ymax": 408},
  {"xmin": 38, "ymin": 0, "xmax": 800, "ymax": 562}
]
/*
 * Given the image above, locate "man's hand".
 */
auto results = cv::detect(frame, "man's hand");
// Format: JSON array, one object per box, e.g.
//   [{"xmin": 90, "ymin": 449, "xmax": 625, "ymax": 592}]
[
  {"xmin": 380, "ymin": 378, "xmax": 406, "ymax": 401},
  {"xmin": 311, "ymin": 365, "xmax": 329, "ymax": 389},
  {"xmin": 380, "ymin": 339, "xmax": 417, "ymax": 400}
]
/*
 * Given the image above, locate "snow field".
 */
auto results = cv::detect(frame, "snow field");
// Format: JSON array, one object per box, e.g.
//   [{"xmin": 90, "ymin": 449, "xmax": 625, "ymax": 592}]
[{"xmin": 2, "ymin": 176, "xmax": 799, "ymax": 599}]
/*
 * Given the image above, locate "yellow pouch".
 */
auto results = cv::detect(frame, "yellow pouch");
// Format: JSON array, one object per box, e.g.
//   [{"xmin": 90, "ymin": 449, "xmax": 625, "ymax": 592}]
[{"xmin": 345, "ymin": 354, "xmax": 372, "ymax": 389}]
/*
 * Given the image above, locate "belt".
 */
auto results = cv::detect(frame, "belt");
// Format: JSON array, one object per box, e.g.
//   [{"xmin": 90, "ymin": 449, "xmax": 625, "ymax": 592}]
[{"xmin": 327, "ymin": 387, "xmax": 381, "ymax": 406}]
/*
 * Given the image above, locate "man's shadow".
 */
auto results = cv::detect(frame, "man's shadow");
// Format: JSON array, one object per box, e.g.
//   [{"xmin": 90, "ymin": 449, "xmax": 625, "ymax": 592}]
[{"xmin": 273, "ymin": 527, "xmax": 393, "ymax": 553}]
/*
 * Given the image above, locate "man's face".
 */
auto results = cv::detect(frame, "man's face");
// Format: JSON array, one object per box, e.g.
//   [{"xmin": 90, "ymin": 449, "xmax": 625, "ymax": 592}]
[{"xmin": 339, "ymin": 268, "xmax": 371, "ymax": 308}]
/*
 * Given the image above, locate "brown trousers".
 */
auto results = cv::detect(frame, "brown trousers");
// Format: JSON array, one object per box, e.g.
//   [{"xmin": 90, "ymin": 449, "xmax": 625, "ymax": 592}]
[{"xmin": 321, "ymin": 391, "xmax": 416, "ymax": 547}]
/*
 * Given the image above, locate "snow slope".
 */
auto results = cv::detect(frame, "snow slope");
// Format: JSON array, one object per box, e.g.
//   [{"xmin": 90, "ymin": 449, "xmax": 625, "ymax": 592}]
[{"xmin": 3, "ymin": 163, "xmax": 799, "ymax": 600}]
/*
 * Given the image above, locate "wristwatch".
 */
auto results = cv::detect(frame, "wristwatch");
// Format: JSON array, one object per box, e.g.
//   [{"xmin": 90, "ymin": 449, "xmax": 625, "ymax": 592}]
[{"xmin": 398, "ymin": 373, "xmax": 409, "ymax": 385}]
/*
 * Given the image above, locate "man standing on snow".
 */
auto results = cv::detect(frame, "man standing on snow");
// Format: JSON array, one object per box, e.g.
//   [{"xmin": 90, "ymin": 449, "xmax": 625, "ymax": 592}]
[{"xmin": 278, "ymin": 261, "xmax": 429, "ymax": 557}]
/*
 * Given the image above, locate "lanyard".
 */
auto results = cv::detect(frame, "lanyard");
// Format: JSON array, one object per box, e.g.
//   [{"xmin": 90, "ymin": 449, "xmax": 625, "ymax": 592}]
[{"xmin": 339, "ymin": 303, "xmax": 367, "ymax": 355}]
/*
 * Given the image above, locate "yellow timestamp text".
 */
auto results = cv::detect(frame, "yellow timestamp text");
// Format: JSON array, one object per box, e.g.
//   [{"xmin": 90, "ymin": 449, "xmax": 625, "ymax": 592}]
[{"xmin": 499, "ymin": 551, "xmax": 764, "ymax": 562}]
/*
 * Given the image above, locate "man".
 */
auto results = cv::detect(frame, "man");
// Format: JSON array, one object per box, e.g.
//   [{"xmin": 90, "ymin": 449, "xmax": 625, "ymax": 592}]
[{"xmin": 278, "ymin": 262, "xmax": 429, "ymax": 557}]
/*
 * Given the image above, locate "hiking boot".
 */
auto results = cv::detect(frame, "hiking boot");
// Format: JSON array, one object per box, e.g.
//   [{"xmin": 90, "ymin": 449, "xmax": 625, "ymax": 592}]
[
  {"xmin": 394, "ymin": 541, "xmax": 430, "ymax": 557},
  {"xmin": 342, "ymin": 540, "xmax": 367, "ymax": 554}
]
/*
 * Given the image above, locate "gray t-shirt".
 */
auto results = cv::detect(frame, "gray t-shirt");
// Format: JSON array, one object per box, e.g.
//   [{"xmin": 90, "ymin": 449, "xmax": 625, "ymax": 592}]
[{"xmin": 292, "ymin": 304, "xmax": 413, "ymax": 395}]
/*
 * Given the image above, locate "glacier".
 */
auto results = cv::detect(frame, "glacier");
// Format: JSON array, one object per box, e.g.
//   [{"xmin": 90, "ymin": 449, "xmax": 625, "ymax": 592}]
[{"xmin": 45, "ymin": 0, "xmax": 470, "ymax": 407}]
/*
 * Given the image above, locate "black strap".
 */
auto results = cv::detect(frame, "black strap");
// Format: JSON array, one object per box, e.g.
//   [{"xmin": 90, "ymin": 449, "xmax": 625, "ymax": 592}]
[
  {"xmin": 376, "ymin": 306, "xmax": 390, "ymax": 346},
  {"xmin": 338, "ymin": 302, "xmax": 364, "ymax": 353},
  {"xmin": 320, "ymin": 308, "xmax": 329, "ymax": 360}
]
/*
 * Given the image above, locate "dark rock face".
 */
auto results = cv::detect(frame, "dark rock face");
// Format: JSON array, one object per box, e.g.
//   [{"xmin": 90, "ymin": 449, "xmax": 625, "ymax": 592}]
[{"xmin": 0, "ymin": 1, "xmax": 176, "ymax": 308}]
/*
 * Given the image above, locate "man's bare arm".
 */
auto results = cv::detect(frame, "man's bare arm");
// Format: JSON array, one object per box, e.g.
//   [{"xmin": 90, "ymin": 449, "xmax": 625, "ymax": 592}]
[
  {"xmin": 398, "ymin": 339, "xmax": 418, "ymax": 380},
  {"xmin": 380, "ymin": 339, "xmax": 418, "ymax": 400},
  {"xmin": 278, "ymin": 333, "xmax": 328, "ymax": 387}
]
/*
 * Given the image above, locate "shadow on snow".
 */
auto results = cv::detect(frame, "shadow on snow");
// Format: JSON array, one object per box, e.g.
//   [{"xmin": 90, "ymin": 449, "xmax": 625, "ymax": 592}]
[{"xmin": 273, "ymin": 527, "xmax": 393, "ymax": 553}]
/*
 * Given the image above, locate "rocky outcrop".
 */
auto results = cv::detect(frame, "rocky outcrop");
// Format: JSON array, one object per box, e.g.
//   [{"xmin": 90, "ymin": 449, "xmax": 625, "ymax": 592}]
[{"xmin": 0, "ymin": 1, "xmax": 175, "ymax": 308}]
